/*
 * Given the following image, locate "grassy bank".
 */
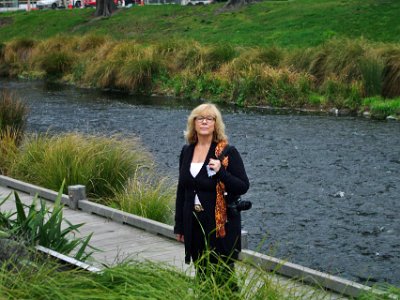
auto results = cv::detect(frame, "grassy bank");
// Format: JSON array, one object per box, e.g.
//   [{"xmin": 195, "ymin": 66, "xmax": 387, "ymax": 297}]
[
  {"xmin": 0, "ymin": 1, "xmax": 400, "ymax": 47},
  {"xmin": 1, "ymin": 1, "xmax": 400, "ymax": 118}
]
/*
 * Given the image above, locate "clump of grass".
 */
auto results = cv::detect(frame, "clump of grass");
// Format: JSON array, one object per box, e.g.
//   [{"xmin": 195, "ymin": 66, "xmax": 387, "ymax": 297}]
[
  {"xmin": 3, "ymin": 38, "xmax": 36, "ymax": 76},
  {"xmin": 110, "ymin": 167, "xmax": 175, "ymax": 224},
  {"xmin": 0, "ymin": 90, "xmax": 28, "ymax": 143},
  {"xmin": 10, "ymin": 133, "xmax": 149, "ymax": 199},
  {"xmin": 232, "ymin": 65, "xmax": 313, "ymax": 107},
  {"xmin": 31, "ymin": 36, "xmax": 79, "ymax": 78},
  {"xmin": 359, "ymin": 53, "xmax": 384, "ymax": 97},
  {"xmin": 319, "ymin": 76, "xmax": 363, "ymax": 109},
  {"xmin": 308, "ymin": 38, "xmax": 369, "ymax": 84},
  {"xmin": 362, "ymin": 96, "xmax": 400, "ymax": 119},
  {"xmin": 382, "ymin": 50, "xmax": 400, "ymax": 98},
  {"xmin": 36, "ymin": 51, "xmax": 76, "ymax": 77},
  {"xmin": 0, "ymin": 128, "xmax": 19, "ymax": 175},
  {"xmin": 84, "ymin": 41, "xmax": 162, "ymax": 92},
  {"xmin": 202, "ymin": 43, "xmax": 237, "ymax": 71},
  {"xmin": 78, "ymin": 34, "xmax": 108, "ymax": 52}
]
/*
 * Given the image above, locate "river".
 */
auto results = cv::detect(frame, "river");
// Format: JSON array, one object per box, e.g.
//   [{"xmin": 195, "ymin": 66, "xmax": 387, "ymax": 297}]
[{"xmin": 1, "ymin": 79, "xmax": 399, "ymax": 286}]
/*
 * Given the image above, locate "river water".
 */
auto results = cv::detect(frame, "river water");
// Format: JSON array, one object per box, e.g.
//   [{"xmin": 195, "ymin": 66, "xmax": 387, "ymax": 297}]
[{"xmin": 1, "ymin": 79, "xmax": 399, "ymax": 286}]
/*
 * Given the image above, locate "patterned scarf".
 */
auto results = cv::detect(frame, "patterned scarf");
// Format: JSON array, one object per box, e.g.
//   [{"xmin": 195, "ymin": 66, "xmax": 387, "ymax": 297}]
[{"xmin": 215, "ymin": 141, "xmax": 229, "ymax": 238}]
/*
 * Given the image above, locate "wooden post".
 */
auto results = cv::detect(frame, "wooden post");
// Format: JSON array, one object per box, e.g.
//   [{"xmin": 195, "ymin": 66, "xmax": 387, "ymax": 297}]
[{"xmin": 68, "ymin": 185, "xmax": 86, "ymax": 210}]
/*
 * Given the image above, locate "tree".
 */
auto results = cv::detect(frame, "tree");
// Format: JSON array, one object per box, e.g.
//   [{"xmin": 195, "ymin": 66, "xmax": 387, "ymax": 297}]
[{"xmin": 95, "ymin": 0, "xmax": 117, "ymax": 17}]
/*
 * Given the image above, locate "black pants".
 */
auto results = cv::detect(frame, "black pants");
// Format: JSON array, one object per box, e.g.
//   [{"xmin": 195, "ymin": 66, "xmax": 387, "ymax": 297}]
[{"xmin": 191, "ymin": 211, "xmax": 238, "ymax": 291}]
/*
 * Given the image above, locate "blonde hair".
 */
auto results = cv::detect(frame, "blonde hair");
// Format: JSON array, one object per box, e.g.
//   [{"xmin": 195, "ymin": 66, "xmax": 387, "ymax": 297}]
[{"xmin": 184, "ymin": 103, "xmax": 228, "ymax": 144}]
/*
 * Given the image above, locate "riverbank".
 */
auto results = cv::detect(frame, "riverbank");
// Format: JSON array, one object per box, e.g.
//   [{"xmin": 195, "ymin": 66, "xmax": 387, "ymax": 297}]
[
  {"xmin": 2, "ymin": 79, "xmax": 399, "ymax": 285},
  {"xmin": 1, "ymin": 1, "xmax": 400, "ymax": 119}
]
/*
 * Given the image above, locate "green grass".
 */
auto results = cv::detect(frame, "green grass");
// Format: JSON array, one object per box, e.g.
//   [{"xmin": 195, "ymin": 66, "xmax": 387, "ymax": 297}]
[
  {"xmin": 362, "ymin": 96, "xmax": 400, "ymax": 119},
  {"xmin": 110, "ymin": 168, "xmax": 175, "ymax": 224},
  {"xmin": 0, "ymin": 0, "xmax": 400, "ymax": 47},
  {"xmin": 10, "ymin": 133, "xmax": 150, "ymax": 199}
]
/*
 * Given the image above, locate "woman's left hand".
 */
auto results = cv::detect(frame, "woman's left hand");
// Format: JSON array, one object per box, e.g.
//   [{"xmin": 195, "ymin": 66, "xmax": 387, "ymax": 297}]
[{"xmin": 208, "ymin": 158, "xmax": 221, "ymax": 173}]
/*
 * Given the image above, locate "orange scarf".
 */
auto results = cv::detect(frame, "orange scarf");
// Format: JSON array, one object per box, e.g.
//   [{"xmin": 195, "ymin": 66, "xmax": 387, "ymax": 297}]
[{"xmin": 215, "ymin": 141, "xmax": 229, "ymax": 238}]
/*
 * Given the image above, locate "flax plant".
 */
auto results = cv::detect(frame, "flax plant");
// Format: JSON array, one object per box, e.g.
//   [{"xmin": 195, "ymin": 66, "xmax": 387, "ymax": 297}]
[{"xmin": 0, "ymin": 186, "xmax": 93, "ymax": 261}]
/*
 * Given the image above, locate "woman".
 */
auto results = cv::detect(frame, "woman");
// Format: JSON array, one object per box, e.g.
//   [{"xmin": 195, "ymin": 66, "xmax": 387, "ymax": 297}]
[{"xmin": 174, "ymin": 103, "xmax": 249, "ymax": 286}]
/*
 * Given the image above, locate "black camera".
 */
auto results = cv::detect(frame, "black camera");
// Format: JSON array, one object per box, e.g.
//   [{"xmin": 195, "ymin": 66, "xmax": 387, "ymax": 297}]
[{"xmin": 227, "ymin": 198, "xmax": 252, "ymax": 217}]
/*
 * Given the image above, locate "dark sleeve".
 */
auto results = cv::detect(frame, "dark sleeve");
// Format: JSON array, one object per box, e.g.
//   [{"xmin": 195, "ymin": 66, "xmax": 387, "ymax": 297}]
[
  {"xmin": 217, "ymin": 146, "xmax": 249, "ymax": 202},
  {"xmin": 174, "ymin": 145, "xmax": 186, "ymax": 234}
]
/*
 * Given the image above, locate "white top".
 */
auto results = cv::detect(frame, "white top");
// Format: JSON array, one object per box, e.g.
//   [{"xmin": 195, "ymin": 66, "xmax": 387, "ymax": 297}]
[{"xmin": 190, "ymin": 162, "xmax": 203, "ymax": 205}]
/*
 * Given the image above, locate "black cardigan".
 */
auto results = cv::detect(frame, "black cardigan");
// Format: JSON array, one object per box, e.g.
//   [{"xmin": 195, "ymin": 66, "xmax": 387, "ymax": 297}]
[{"xmin": 174, "ymin": 142, "xmax": 249, "ymax": 263}]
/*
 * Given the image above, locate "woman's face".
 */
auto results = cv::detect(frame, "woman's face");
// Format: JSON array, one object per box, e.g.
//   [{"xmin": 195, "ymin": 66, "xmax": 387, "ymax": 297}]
[{"xmin": 194, "ymin": 113, "xmax": 216, "ymax": 138}]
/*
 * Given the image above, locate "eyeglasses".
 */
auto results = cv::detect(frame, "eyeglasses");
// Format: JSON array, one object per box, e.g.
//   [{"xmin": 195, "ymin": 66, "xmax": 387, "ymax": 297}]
[{"xmin": 195, "ymin": 116, "xmax": 216, "ymax": 123}]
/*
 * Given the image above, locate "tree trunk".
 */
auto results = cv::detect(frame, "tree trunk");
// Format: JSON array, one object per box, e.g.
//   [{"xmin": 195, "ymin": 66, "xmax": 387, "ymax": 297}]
[{"xmin": 95, "ymin": 0, "xmax": 116, "ymax": 17}]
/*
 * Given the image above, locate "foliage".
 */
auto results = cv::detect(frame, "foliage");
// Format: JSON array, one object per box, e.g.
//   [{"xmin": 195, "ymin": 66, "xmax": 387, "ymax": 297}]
[
  {"xmin": 0, "ymin": 90, "xmax": 28, "ymax": 140},
  {"xmin": 110, "ymin": 167, "xmax": 175, "ymax": 224},
  {"xmin": 0, "ymin": 90, "xmax": 27, "ymax": 174},
  {"xmin": 362, "ymin": 96, "xmax": 400, "ymax": 119},
  {"xmin": 10, "ymin": 133, "xmax": 149, "ymax": 199},
  {"xmin": 0, "ymin": 186, "xmax": 93, "ymax": 261}
]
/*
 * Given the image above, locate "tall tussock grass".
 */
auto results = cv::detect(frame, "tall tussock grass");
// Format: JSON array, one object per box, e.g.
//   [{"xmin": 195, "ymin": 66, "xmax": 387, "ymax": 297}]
[
  {"xmin": 2, "ymin": 38, "xmax": 36, "ymax": 76},
  {"xmin": 111, "ymin": 168, "xmax": 175, "ymax": 224},
  {"xmin": 10, "ymin": 133, "xmax": 149, "ymax": 199},
  {"xmin": 382, "ymin": 50, "xmax": 400, "ymax": 98},
  {"xmin": 2, "ymin": 34, "xmax": 400, "ymax": 115}
]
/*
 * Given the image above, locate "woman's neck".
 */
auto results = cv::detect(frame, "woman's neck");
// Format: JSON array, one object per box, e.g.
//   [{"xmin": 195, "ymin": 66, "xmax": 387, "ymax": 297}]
[{"xmin": 196, "ymin": 134, "xmax": 213, "ymax": 147}]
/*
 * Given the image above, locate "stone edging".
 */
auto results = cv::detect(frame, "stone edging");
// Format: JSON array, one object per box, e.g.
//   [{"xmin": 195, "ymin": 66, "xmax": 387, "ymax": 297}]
[{"xmin": 0, "ymin": 175, "xmax": 385, "ymax": 298}]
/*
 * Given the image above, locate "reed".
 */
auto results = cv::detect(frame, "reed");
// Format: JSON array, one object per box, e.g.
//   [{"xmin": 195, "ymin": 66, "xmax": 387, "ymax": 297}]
[
  {"xmin": 10, "ymin": 133, "xmax": 149, "ymax": 199},
  {"xmin": 2, "ymin": 38, "xmax": 36, "ymax": 76}
]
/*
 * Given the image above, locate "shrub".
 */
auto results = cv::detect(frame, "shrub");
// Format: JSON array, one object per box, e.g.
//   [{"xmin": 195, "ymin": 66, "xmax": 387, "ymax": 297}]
[{"xmin": 11, "ymin": 133, "xmax": 149, "ymax": 199}]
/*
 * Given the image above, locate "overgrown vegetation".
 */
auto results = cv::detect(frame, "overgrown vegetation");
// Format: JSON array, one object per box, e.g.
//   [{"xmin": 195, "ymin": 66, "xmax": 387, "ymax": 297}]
[
  {"xmin": 1, "ymin": 35, "xmax": 399, "ymax": 118},
  {"xmin": 0, "ymin": 1, "xmax": 399, "ymax": 118}
]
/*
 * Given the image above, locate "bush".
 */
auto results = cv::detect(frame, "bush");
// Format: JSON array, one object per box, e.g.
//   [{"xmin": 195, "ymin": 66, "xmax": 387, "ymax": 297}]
[{"xmin": 11, "ymin": 133, "xmax": 149, "ymax": 199}]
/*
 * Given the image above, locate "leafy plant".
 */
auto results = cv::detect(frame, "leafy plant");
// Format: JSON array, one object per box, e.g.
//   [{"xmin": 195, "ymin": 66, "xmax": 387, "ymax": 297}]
[{"xmin": 0, "ymin": 184, "xmax": 94, "ymax": 261}]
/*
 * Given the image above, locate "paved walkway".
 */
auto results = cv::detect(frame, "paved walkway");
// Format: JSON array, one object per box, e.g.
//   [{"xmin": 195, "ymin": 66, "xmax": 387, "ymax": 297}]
[{"xmin": 0, "ymin": 184, "xmax": 351, "ymax": 299}]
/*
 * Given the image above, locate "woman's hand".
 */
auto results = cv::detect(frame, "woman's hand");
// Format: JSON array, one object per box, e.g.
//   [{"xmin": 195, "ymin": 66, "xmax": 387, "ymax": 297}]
[
  {"xmin": 176, "ymin": 234, "xmax": 184, "ymax": 242},
  {"xmin": 208, "ymin": 158, "xmax": 221, "ymax": 173}
]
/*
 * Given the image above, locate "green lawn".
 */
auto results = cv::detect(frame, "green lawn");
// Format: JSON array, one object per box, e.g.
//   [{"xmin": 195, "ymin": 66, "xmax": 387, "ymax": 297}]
[{"xmin": 1, "ymin": 0, "xmax": 399, "ymax": 47}]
